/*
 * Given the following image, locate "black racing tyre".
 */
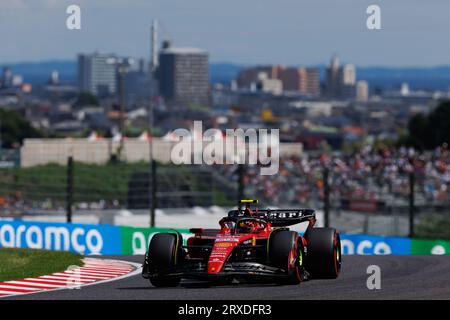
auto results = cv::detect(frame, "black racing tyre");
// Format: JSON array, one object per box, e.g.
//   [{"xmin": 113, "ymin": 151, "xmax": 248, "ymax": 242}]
[
  {"xmin": 305, "ymin": 228, "xmax": 341, "ymax": 279},
  {"xmin": 147, "ymin": 233, "xmax": 181, "ymax": 287},
  {"xmin": 269, "ymin": 230, "xmax": 304, "ymax": 285}
]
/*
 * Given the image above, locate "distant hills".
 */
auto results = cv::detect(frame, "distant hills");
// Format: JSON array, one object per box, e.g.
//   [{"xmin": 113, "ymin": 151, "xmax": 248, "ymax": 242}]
[
  {"xmin": 211, "ymin": 63, "xmax": 450, "ymax": 91},
  {"xmin": 1, "ymin": 60, "xmax": 450, "ymax": 91},
  {"xmin": 0, "ymin": 61, "xmax": 77, "ymax": 86},
  {"xmin": 356, "ymin": 66, "xmax": 450, "ymax": 91}
]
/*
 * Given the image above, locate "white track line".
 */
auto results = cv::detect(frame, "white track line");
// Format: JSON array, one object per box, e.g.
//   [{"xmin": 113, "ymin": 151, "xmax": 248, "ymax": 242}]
[
  {"xmin": 62, "ymin": 270, "xmax": 128, "ymax": 277},
  {"xmin": 23, "ymin": 278, "xmax": 78, "ymax": 285},
  {"xmin": 82, "ymin": 265, "xmax": 132, "ymax": 269},
  {"xmin": 0, "ymin": 290, "xmax": 30, "ymax": 295},
  {"xmin": 78, "ymin": 267, "xmax": 130, "ymax": 272},
  {"xmin": 6, "ymin": 281, "xmax": 62, "ymax": 288},
  {"xmin": 49, "ymin": 273, "xmax": 111, "ymax": 280},
  {"xmin": 38, "ymin": 275, "xmax": 97, "ymax": 282},
  {"xmin": 0, "ymin": 285, "xmax": 40, "ymax": 291}
]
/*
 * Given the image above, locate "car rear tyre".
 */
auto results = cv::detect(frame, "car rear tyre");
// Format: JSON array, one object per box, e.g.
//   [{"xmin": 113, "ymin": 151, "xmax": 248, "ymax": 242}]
[
  {"xmin": 147, "ymin": 233, "xmax": 182, "ymax": 287},
  {"xmin": 305, "ymin": 228, "xmax": 341, "ymax": 279},
  {"xmin": 269, "ymin": 230, "xmax": 304, "ymax": 285}
]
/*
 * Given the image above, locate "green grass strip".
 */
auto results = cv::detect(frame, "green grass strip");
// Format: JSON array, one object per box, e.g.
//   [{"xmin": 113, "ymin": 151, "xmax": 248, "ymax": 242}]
[{"xmin": 0, "ymin": 248, "xmax": 83, "ymax": 282}]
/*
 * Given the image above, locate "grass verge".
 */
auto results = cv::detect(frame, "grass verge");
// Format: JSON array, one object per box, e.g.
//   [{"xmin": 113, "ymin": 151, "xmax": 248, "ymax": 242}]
[{"xmin": 0, "ymin": 248, "xmax": 83, "ymax": 282}]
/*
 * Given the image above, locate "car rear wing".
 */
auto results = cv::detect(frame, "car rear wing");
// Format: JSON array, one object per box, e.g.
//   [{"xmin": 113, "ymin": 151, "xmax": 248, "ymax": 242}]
[{"xmin": 227, "ymin": 208, "xmax": 316, "ymax": 227}]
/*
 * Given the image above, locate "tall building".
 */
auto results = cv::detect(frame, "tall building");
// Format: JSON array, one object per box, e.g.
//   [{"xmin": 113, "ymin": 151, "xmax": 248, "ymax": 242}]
[
  {"xmin": 305, "ymin": 68, "xmax": 320, "ymax": 96},
  {"xmin": 278, "ymin": 67, "xmax": 306, "ymax": 92},
  {"xmin": 256, "ymin": 72, "xmax": 283, "ymax": 95},
  {"xmin": 123, "ymin": 58, "xmax": 154, "ymax": 104},
  {"xmin": 340, "ymin": 64, "xmax": 356, "ymax": 86},
  {"xmin": 278, "ymin": 67, "xmax": 320, "ymax": 96},
  {"xmin": 400, "ymin": 83, "xmax": 410, "ymax": 96},
  {"xmin": 157, "ymin": 41, "xmax": 210, "ymax": 108},
  {"xmin": 237, "ymin": 65, "xmax": 284, "ymax": 89},
  {"xmin": 78, "ymin": 53, "xmax": 118, "ymax": 96},
  {"xmin": 237, "ymin": 65, "xmax": 320, "ymax": 96},
  {"xmin": 339, "ymin": 64, "xmax": 356, "ymax": 98},
  {"xmin": 356, "ymin": 80, "xmax": 369, "ymax": 102},
  {"xmin": 48, "ymin": 70, "xmax": 59, "ymax": 85},
  {"xmin": 150, "ymin": 20, "xmax": 159, "ymax": 73},
  {"xmin": 326, "ymin": 56, "xmax": 359, "ymax": 99},
  {"xmin": 1, "ymin": 67, "xmax": 13, "ymax": 88},
  {"xmin": 326, "ymin": 55, "xmax": 341, "ymax": 98},
  {"xmin": 12, "ymin": 75, "xmax": 23, "ymax": 87}
]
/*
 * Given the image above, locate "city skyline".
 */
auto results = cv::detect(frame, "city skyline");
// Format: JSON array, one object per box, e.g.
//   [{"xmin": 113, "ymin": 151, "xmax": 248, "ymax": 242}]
[{"xmin": 1, "ymin": 0, "xmax": 450, "ymax": 67}]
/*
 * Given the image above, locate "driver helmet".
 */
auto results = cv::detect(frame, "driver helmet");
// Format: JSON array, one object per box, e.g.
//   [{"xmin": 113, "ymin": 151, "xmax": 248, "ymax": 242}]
[{"xmin": 238, "ymin": 220, "xmax": 256, "ymax": 233}]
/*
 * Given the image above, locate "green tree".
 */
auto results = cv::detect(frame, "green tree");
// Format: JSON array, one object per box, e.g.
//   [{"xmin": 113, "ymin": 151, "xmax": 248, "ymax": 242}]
[
  {"xmin": 427, "ymin": 101, "xmax": 450, "ymax": 147},
  {"xmin": 407, "ymin": 113, "xmax": 429, "ymax": 150},
  {"xmin": 404, "ymin": 100, "xmax": 450, "ymax": 150},
  {"xmin": 0, "ymin": 108, "xmax": 43, "ymax": 148},
  {"xmin": 74, "ymin": 92, "xmax": 99, "ymax": 107}
]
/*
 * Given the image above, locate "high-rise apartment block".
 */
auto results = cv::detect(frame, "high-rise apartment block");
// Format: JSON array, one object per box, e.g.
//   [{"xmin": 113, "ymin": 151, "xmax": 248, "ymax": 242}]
[
  {"xmin": 157, "ymin": 41, "xmax": 210, "ymax": 108},
  {"xmin": 326, "ymin": 56, "xmax": 364, "ymax": 99},
  {"xmin": 237, "ymin": 65, "xmax": 320, "ymax": 96},
  {"xmin": 340, "ymin": 64, "xmax": 356, "ymax": 86},
  {"xmin": 326, "ymin": 55, "xmax": 341, "ymax": 98},
  {"xmin": 78, "ymin": 53, "xmax": 117, "ymax": 96},
  {"xmin": 304, "ymin": 68, "xmax": 320, "ymax": 96},
  {"xmin": 356, "ymin": 80, "xmax": 369, "ymax": 102},
  {"xmin": 255, "ymin": 72, "xmax": 283, "ymax": 95}
]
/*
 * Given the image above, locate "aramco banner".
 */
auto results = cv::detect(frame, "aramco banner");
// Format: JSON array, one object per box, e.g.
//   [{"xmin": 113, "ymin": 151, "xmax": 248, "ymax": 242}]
[
  {"xmin": 1, "ymin": 220, "xmax": 450, "ymax": 255},
  {"xmin": 0, "ymin": 220, "xmax": 121, "ymax": 255}
]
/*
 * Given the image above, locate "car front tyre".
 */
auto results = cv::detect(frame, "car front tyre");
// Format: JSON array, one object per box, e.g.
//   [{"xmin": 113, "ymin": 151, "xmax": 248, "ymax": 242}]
[
  {"xmin": 269, "ymin": 230, "xmax": 305, "ymax": 285},
  {"xmin": 305, "ymin": 228, "xmax": 341, "ymax": 279},
  {"xmin": 147, "ymin": 233, "xmax": 182, "ymax": 287}
]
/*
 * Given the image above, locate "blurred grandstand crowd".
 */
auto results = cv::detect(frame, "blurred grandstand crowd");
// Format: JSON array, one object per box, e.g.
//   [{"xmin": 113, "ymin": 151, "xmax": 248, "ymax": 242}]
[
  {"xmin": 1, "ymin": 145, "xmax": 450, "ymax": 215},
  {"xmin": 221, "ymin": 144, "xmax": 450, "ymax": 210}
]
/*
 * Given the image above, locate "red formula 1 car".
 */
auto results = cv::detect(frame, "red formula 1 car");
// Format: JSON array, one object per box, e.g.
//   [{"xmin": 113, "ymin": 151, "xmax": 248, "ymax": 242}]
[{"xmin": 142, "ymin": 200, "xmax": 341, "ymax": 287}]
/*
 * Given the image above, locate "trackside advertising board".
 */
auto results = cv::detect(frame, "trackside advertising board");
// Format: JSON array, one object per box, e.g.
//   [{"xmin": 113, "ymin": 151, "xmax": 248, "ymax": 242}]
[
  {"xmin": 1, "ymin": 220, "xmax": 450, "ymax": 255},
  {"xmin": 119, "ymin": 226, "xmax": 190, "ymax": 255},
  {"xmin": 410, "ymin": 238, "xmax": 450, "ymax": 255},
  {"xmin": 0, "ymin": 220, "xmax": 121, "ymax": 255},
  {"xmin": 339, "ymin": 234, "xmax": 411, "ymax": 255}
]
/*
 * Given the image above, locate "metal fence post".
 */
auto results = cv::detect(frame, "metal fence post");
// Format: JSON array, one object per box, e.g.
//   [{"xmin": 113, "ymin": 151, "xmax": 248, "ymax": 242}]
[
  {"xmin": 66, "ymin": 156, "xmax": 74, "ymax": 223},
  {"xmin": 237, "ymin": 164, "xmax": 245, "ymax": 202},
  {"xmin": 323, "ymin": 167, "xmax": 330, "ymax": 228},
  {"xmin": 409, "ymin": 171, "xmax": 415, "ymax": 238},
  {"xmin": 150, "ymin": 159, "xmax": 157, "ymax": 227}
]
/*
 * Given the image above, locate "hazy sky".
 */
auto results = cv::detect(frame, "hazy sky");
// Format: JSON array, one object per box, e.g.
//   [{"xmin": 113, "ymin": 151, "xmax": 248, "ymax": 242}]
[{"xmin": 1, "ymin": 0, "xmax": 449, "ymax": 66}]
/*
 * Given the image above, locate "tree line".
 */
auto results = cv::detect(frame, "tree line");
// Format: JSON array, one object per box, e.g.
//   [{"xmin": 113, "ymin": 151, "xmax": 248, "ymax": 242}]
[
  {"xmin": 403, "ymin": 100, "xmax": 450, "ymax": 150},
  {"xmin": 0, "ymin": 109, "xmax": 43, "ymax": 149}
]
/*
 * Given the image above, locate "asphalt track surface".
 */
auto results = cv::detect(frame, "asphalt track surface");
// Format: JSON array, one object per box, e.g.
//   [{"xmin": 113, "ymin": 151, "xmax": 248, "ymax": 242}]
[{"xmin": 7, "ymin": 255, "xmax": 450, "ymax": 300}]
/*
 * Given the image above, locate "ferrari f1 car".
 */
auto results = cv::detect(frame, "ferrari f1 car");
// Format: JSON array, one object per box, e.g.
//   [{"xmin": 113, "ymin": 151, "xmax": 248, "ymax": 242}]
[{"xmin": 142, "ymin": 200, "xmax": 341, "ymax": 286}]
